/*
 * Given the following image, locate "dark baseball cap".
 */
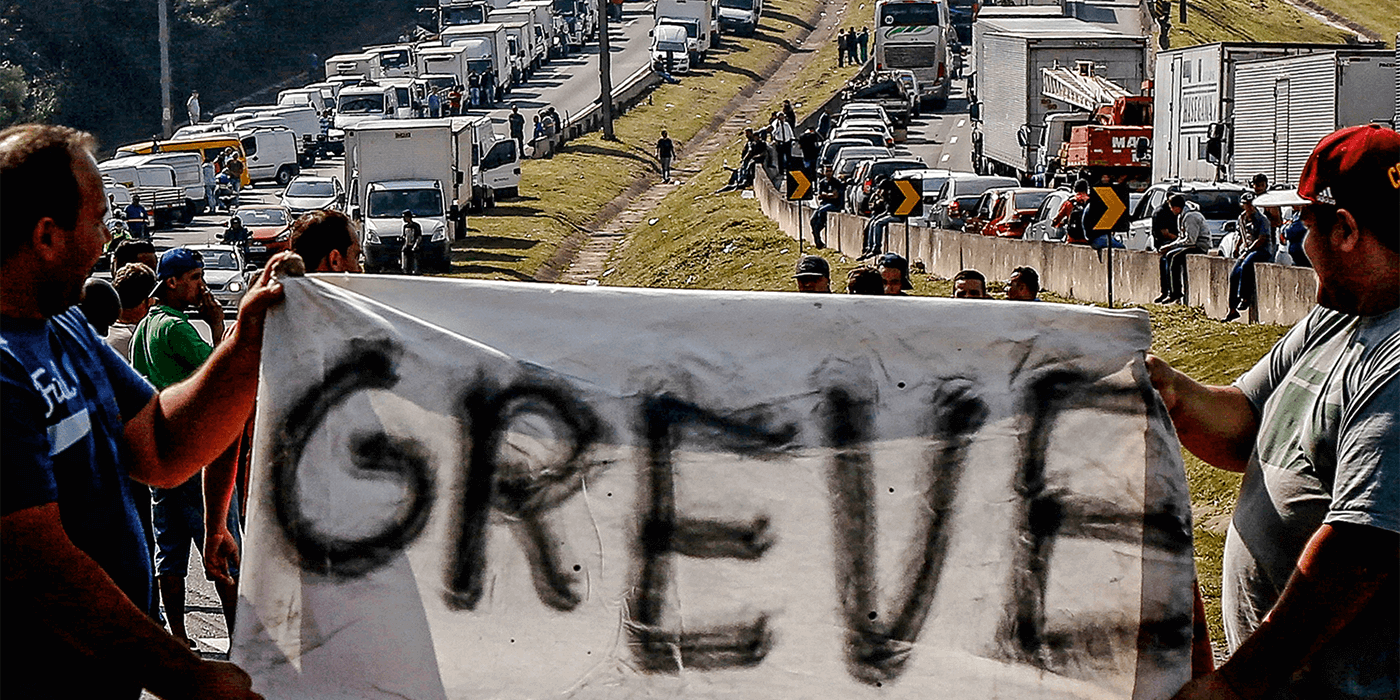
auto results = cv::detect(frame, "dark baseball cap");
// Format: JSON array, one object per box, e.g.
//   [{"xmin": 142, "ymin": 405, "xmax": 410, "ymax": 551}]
[
  {"xmin": 794, "ymin": 255, "xmax": 830, "ymax": 279},
  {"xmin": 876, "ymin": 252, "xmax": 912, "ymax": 290},
  {"xmin": 156, "ymin": 247, "xmax": 203, "ymax": 281}
]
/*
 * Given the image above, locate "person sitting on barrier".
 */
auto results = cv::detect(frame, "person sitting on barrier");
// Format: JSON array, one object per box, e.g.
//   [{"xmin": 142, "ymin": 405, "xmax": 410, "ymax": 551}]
[
  {"xmin": 793, "ymin": 255, "xmax": 831, "ymax": 293},
  {"xmin": 877, "ymin": 252, "xmax": 912, "ymax": 296},
  {"xmin": 845, "ymin": 266, "xmax": 884, "ymax": 295},
  {"xmin": 1005, "ymin": 266, "xmax": 1039, "ymax": 301},
  {"xmin": 859, "ymin": 175, "xmax": 902, "ymax": 260},
  {"xmin": 952, "ymin": 268, "xmax": 989, "ymax": 299},
  {"xmin": 1224, "ymin": 191, "xmax": 1273, "ymax": 322},
  {"xmin": 1155, "ymin": 194, "xmax": 1210, "ymax": 304},
  {"xmin": 1054, "ymin": 180, "xmax": 1091, "ymax": 245},
  {"xmin": 1280, "ymin": 208, "xmax": 1310, "ymax": 268},
  {"xmin": 808, "ymin": 165, "xmax": 842, "ymax": 249}
]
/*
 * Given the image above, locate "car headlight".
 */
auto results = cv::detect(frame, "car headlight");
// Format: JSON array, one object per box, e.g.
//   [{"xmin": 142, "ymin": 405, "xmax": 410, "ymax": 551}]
[
  {"xmin": 431, "ymin": 223, "xmax": 447, "ymax": 241},
  {"xmin": 365, "ymin": 229, "xmax": 381, "ymax": 244},
  {"xmin": 274, "ymin": 229, "xmax": 290, "ymax": 242},
  {"xmin": 227, "ymin": 280, "xmax": 244, "ymax": 293}
]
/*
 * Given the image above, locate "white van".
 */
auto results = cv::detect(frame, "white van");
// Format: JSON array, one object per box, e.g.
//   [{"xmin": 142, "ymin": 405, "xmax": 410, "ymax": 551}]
[
  {"xmin": 650, "ymin": 24, "xmax": 692, "ymax": 73},
  {"xmin": 234, "ymin": 127, "xmax": 302, "ymax": 186},
  {"xmin": 335, "ymin": 81, "xmax": 400, "ymax": 130}
]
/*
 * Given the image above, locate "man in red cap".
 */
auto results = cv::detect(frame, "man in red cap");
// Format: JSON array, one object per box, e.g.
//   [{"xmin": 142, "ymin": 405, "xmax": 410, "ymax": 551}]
[{"xmin": 1151, "ymin": 124, "xmax": 1399, "ymax": 699}]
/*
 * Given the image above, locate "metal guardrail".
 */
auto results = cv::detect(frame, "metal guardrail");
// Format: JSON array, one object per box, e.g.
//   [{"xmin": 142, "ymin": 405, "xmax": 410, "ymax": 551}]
[{"xmin": 525, "ymin": 64, "xmax": 661, "ymax": 157}]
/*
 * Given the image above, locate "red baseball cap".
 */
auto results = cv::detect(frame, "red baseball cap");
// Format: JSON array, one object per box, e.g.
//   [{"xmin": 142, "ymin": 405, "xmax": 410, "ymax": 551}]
[{"xmin": 1255, "ymin": 125, "xmax": 1400, "ymax": 221}]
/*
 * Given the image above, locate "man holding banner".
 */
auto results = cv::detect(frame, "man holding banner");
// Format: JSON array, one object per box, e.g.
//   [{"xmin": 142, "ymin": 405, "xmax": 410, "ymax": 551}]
[
  {"xmin": 1152, "ymin": 125, "xmax": 1399, "ymax": 700},
  {"xmin": 0, "ymin": 123, "xmax": 284, "ymax": 699}
]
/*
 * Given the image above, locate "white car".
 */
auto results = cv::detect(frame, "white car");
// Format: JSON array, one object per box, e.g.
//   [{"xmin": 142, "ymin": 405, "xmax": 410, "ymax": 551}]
[{"xmin": 280, "ymin": 175, "xmax": 345, "ymax": 215}]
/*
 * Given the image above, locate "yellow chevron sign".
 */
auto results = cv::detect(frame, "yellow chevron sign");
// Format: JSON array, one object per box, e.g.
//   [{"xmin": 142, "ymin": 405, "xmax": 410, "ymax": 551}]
[
  {"xmin": 786, "ymin": 170, "xmax": 812, "ymax": 200},
  {"xmin": 893, "ymin": 178, "xmax": 922, "ymax": 217}
]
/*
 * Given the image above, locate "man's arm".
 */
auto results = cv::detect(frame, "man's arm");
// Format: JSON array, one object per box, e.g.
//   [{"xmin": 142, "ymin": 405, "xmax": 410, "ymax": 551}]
[
  {"xmin": 1172, "ymin": 522, "xmax": 1398, "ymax": 700},
  {"xmin": 123, "ymin": 252, "xmax": 293, "ymax": 489},
  {"xmin": 1146, "ymin": 355, "xmax": 1259, "ymax": 472},
  {"xmin": 2, "ymin": 504, "xmax": 261, "ymax": 699}
]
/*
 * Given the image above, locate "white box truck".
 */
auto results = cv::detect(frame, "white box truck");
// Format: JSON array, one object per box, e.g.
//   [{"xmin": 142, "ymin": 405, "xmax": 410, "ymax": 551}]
[
  {"xmin": 515, "ymin": 0, "xmax": 565, "ymax": 60},
  {"xmin": 490, "ymin": 9, "xmax": 547, "ymax": 72},
  {"xmin": 418, "ymin": 43, "xmax": 473, "ymax": 87},
  {"xmin": 1232, "ymin": 49, "xmax": 1394, "ymax": 185},
  {"xmin": 460, "ymin": 115, "xmax": 522, "ymax": 204},
  {"xmin": 324, "ymin": 52, "xmax": 380, "ymax": 80},
  {"xmin": 366, "ymin": 43, "xmax": 419, "ymax": 78},
  {"xmin": 442, "ymin": 23, "xmax": 512, "ymax": 101},
  {"xmin": 497, "ymin": 19, "xmax": 537, "ymax": 82},
  {"xmin": 656, "ymin": 0, "xmax": 714, "ymax": 62},
  {"xmin": 969, "ymin": 16, "xmax": 1146, "ymax": 180},
  {"xmin": 344, "ymin": 119, "xmax": 465, "ymax": 272},
  {"xmin": 551, "ymin": 0, "xmax": 596, "ymax": 51}
]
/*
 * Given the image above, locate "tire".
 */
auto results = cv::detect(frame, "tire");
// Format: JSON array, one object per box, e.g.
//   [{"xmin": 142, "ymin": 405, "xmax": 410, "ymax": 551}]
[
  {"xmin": 499, "ymin": 186, "xmax": 518, "ymax": 200},
  {"xmin": 275, "ymin": 166, "xmax": 295, "ymax": 187},
  {"xmin": 180, "ymin": 204, "xmax": 196, "ymax": 224}
]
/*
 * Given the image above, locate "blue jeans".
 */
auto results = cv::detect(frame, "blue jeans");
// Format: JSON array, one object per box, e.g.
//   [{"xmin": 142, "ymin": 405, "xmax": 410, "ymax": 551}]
[
  {"xmin": 151, "ymin": 474, "xmax": 241, "ymax": 579},
  {"xmin": 810, "ymin": 203, "xmax": 839, "ymax": 245},
  {"xmin": 1228, "ymin": 249, "xmax": 1271, "ymax": 309},
  {"xmin": 863, "ymin": 214, "xmax": 895, "ymax": 255}
]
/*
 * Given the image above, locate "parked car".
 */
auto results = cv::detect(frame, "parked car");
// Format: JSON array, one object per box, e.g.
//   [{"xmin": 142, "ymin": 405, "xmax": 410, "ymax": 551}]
[
  {"xmin": 187, "ymin": 244, "xmax": 252, "ymax": 314},
  {"xmin": 833, "ymin": 147, "xmax": 893, "ymax": 183},
  {"xmin": 1125, "ymin": 181, "xmax": 1249, "ymax": 250},
  {"xmin": 823, "ymin": 129, "xmax": 890, "ymax": 149},
  {"xmin": 848, "ymin": 156, "xmax": 929, "ymax": 214},
  {"xmin": 980, "ymin": 187, "xmax": 1054, "ymax": 238},
  {"xmin": 280, "ymin": 175, "xmax": 345, "ymax": 215},
  {"xmin": 928, "ymin": 174, "xmax": 1019, "ymax": 230},
  {"xmin": 818, "ymin": 138, "xmax": 877, "ymax": 171},
  {"xmin": 1024, "ymin": 188, "xmax": 1073, "ymax": 242},
  {"xmin": 961, "ymin": 187, "xmax": 1009, "ymax": 234},
  {"xmin": 838, "ymin": 102, "xmax": 892, "ymax": 126},
  {"xmin": 233, "ymin": 204, "xmax": 294, "ymax": 266}
]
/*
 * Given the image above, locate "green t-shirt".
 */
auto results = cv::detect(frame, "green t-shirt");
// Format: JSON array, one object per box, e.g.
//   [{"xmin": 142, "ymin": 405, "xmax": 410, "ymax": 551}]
[{"xmin": 130, "ymin": 304, "xmax": 212, "ymax": 389}]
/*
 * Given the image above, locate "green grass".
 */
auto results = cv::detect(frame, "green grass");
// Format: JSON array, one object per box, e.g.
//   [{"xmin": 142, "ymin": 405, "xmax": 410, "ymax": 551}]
[
  {"xmin": 1169, "ymin": 0, "xmax": 1353, "ymax": 46},
  {"xmin": 1308, "ymin": 0, "xmax": 1398, "ymax": 44},
  {"xmin": 444, "ymin": 0, "xmax": 850, "ymax": 281}
]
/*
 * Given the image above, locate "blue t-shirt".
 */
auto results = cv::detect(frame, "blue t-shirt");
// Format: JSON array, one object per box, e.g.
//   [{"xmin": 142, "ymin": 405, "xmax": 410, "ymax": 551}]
[{"xmin": 1, "ymin": 307, "xmax": 156, "ymax": 610}]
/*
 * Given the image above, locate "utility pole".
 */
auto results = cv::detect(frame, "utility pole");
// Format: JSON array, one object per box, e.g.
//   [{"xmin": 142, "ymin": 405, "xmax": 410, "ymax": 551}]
[
  {"xmin": 597, "ymin": 0, "xmax": 616, "ymax": 140},
  {"xmin": 158, "ymin": 0, "xmax": 173, "ymax": 137}
]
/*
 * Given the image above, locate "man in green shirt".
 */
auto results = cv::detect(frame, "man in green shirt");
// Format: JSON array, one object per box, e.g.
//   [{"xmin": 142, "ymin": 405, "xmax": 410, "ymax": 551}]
[{"xmin": 131, "ymin": 247, "xmax": 238, "ymax": 649}]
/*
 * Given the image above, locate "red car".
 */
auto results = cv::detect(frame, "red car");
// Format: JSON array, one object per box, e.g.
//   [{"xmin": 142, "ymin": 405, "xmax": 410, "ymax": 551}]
[
  {"xmin": 979, "ymin": 188, "xmax": 1053, "ymax": 238},
  {"xmin": 234, "ymin": 204, "xmax": 293, "ymax": 266}
]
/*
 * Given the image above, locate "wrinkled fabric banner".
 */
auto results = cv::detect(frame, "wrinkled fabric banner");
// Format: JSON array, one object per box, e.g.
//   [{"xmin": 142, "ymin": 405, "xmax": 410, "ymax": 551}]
[{"xmin": 232, "ymin": 275, "xmax": 1194, "ymax": 700}]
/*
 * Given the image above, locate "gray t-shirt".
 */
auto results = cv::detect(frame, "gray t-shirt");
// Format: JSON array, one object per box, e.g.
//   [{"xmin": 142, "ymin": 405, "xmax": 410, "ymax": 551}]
[{"xmin": 1229, "ymin": 305, "xmax": 1400, "ymax": 698}]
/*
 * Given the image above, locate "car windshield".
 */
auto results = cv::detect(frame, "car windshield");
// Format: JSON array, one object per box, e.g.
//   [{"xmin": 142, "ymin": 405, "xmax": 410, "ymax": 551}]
[
  {"xmin": 880, "ymin": 3, "xmax": 940, "ymax": 26},
  {"xmin": 237, "ymin": 208, "xmax": 289, "ymax": 226},
  {"xmin": 443, "ymin": 6, "xmax": 487, "ymax": 24},
  {"xmin": 467, "ymin": 59, "xmax": 492, "ymax": 74},
  {"xmin": 871, "ymin": 161, "xmax": 926, "ymax": 179},
  {"xmin": 339, "ymin": 95, "xmax": 384, "ymax": 114},
  {"xmin": 287, "ymin": 180, "xmax": 336, "ymax": 197},
  {"xmin": 198, "ymin": 250, "xmax": 240, "ymax": 270},
  {"xmin": 657, "ymin": 41, "xmax": 687, "ymax": 52},
  {"xmin": 424, "ymin": 76, "xmax": 456, "ymax": 92},
  {"xmin": 719, "ymin": 0, "xmax": 754, "ymax": 8},
  {"xmin": 379, "ymin": 50, "xmax": 411, "ymax": 69},
  {"xmin": 954, "ymin": 195, "xmax": 980, "ymax": 209},
  {"xmin": 1015, "ymin": 191, "xmax": 1051, "ymax": 209},
  {"xmin": 368, "ymin": 189, "xmax": 444, "ymax": 218},
  {"xmin": 1186, "ymin": 190, "xmax": 1243, "ymax": 220}
]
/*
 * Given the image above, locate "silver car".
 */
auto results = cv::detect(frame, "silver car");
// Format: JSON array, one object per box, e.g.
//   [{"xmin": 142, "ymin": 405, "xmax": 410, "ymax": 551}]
[
  {"xmin": 279, "ymin": 175, "xmax": 345, "ymax": 216},
  {"xmin": 188, "ymin": 244, "xmax": 253, "ymax": 314}
]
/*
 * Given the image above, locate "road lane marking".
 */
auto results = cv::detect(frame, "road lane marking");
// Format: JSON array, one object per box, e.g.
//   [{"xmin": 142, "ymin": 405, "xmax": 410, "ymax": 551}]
[
  {"xmin": 957, "ymin": 119, "xmax": 966, "ymax": 128},
  {"xmin": 949, "ymin": 136, "xmax": 958, "ymax": 144},
  {"xmin": 941, "ymin": 153, "xmax": 950, "ymax": 162}
]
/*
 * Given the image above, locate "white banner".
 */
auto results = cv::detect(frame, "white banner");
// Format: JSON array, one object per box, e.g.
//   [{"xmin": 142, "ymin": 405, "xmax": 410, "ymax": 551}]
[{"xmin": 233, "ymin": 276, "xmax": 1195, "ymax": 699}]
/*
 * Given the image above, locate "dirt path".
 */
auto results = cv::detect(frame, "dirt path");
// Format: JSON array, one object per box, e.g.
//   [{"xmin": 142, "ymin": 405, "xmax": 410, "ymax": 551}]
[{"xmin": 538, "ymin": 4, "xmax": 850, "ymax": 283}]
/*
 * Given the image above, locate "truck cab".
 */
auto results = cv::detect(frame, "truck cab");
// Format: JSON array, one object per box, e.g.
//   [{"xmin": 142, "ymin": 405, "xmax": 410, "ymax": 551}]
[
  {"xmin": 335, "ymin": 81, "xmax": 400, "ymax": 130},
  {"xmin": 650, "ymin": 24, "xmax": 692, "ymax": 73},
  {"xmin": 439, "ymin": 0, "xmax": 492, "ymax": 28},
  {"xmin": 324, "ymin": 52, "xmax": 380, "ymax": 81},
  {"xmin": 368, "ymin": 44, "xmax": 418, "ymax": 79},
  {"xmin": 356, "ymin": 180, "xmax": 451, "ymax": 272},
  {"xmin": 717, "ymin": 0, "xmax": 760, "ymax": 36}
]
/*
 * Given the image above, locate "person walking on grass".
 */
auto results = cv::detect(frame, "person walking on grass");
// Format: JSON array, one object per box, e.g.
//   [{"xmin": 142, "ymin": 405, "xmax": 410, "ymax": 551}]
[{"xmin": 656, "ymin": 130, "xmax": 676, "ymax": 183}]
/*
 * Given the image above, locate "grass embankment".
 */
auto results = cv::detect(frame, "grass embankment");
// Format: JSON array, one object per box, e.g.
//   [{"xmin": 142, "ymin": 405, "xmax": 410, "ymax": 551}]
[
  {"xmin": 1308, "ymin": 0, "xmax": 1398, "ymax": 44},
  {"xmin": 445, "ymin": 0, "xmax": 862, "ymax": 280},
  {"xmin": 1169, "ymin": 0, "xmax": 1352, "ymax": 46}
]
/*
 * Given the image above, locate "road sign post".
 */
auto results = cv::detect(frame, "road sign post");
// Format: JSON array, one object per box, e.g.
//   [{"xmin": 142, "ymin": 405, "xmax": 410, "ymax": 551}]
[
  {"xmin": 1087, "ymin": 184, "xmax": 1130, "ymax": 307},
  {"xmin": 893, "ymin": 178, "xmax": 921, "ymax": 259},
  {"xmin": 787, "ymin": 170, "xmax": 813, "ymax": 254}
]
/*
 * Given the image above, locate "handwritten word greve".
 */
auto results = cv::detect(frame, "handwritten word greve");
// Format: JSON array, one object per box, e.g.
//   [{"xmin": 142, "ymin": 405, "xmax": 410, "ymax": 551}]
[{"xmin": 268, "ymin": 338, "xmax": 1192, "ymax": 686}]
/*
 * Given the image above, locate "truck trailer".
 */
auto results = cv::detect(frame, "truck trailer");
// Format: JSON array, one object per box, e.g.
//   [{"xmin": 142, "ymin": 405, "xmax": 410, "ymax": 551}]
[{"xmin": 969, "ymin": 16, "xmax": 1146, "ymax": 181}]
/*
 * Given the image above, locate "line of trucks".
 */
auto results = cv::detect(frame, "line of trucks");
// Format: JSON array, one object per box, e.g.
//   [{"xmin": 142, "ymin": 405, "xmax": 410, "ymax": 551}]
[{"xmin": 966, "ymin": 3, "xmax": 1396, "ymax": 193}]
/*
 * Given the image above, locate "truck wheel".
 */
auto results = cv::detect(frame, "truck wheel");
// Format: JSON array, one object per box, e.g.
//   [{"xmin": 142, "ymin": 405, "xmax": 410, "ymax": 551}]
[
  {"xmin": 180, "ymin": 204, "xmax": 196, "ymax": 224},
  {"xmin": 275, "ymin": 166, "xmax": 295, "ymax": 187}
]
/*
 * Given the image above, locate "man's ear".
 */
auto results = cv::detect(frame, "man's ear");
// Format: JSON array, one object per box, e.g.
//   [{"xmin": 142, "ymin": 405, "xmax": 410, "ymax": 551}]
[
  {"xmin": 323, "ymin": 249, "xmax": 342, "ymax": 272},
  {"xmin": 1334, "ymin": 208, "xmax": 1363, "ymax": 253}
]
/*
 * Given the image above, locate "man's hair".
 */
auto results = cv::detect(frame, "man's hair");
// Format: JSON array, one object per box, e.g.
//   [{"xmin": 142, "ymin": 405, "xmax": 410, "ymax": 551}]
[
  {"xmin": 846, "ymin": 267, "xmax": 884, "ymax": 295},
  {"xmin": 1010, "ymin": 266, "xmax": 1040, "ymax": 294},
  {"xmin": 0, "ymin": 124, "xmax": 97, "ymax": 264},
  {"xmin": 290, "ymin": 210, "xmax": 358, "ymax": 270},
  {"xmin": 1073, "ymin": 179, "xmax": 1089, "ymax": 194},
  {"xmin": 952, "ymin": 268, "xmax": 986, "ymax": 285},
  {"xmin": 112, "ymin": 238, "xmax": 157, "ymax": 269},
  {"xmin": 1251, "ymin": 173, "xmax": 1268, "ymax": 185},
  {"xmin": 1168, "ymin": 194, "xmax": 1187, "ymax": 209},
  {"xmin": 113, "ymin": 262, "xmax": 157, "ymax": 310}
]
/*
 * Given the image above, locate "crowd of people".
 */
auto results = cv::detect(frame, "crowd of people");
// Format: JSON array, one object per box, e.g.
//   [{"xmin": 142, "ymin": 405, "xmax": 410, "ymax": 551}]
[{"xmin": 1, "ymin": 113, "xmax": 1395, "ymax": 700}]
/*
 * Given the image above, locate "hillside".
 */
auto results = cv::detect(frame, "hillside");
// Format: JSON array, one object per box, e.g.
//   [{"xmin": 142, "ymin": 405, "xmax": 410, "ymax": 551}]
[
  {"xmin": 1167, "ymin": 0, "xmax": 1357, "ymax": 47},
  {"xmin": 0, "ymin": 0, "xmax": 418, "ymax": 153}
]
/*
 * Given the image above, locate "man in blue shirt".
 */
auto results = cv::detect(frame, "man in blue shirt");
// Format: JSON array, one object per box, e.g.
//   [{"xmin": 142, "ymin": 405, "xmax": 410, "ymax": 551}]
[{"xmin": 0, "ymin": 123, "xmax": 291, "ymax": 699}]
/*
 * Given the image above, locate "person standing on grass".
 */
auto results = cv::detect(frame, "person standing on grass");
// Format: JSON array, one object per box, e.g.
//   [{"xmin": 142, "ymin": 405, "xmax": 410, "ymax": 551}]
[
  {"xmin": 656, "ymin": 130, "xmax": 676, "ymax": 183},
  {"xmin": 858, "ymin": 26, "xmax": 869, "ymax": 63},
  {"xmin": 837, "ymin": 28, "xmax": 848, "ymax": 67},
  {"xmin": 1153, "ymin": 124, "xmax": 1399, "ymax": 700}
]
